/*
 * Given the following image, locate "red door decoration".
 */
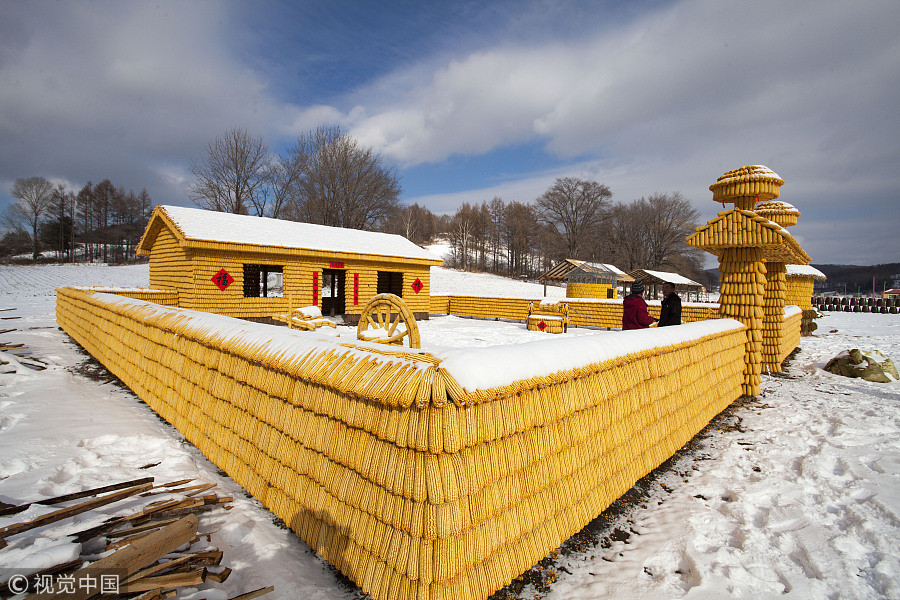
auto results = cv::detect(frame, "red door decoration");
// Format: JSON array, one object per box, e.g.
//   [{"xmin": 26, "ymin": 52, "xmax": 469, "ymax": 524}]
[
  {"xmin": 211, "ymin": 268, "xmax": 233, "ymax": 291},
  {"xmin": 538, "ymin": 320, "xmax": 547, "ymax": 331},
  {"xmin": 353, "ymin": 273, "xmax": 359, "ymax": 305},
  {"xmin": 411, "ymin": 278, "xmax": 423, "ymax": 294},
  {"xmin": 312, "ymin": 271, "xmax": 319, "ymax": 306},
  {"xmin": 330, "ymin": 262, "xmax": 345, "ymax": 269}
]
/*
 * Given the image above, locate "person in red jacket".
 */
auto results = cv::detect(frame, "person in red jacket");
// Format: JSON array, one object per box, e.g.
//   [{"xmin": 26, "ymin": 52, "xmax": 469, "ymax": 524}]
[{"xmin": 622, "ymin": 280, "xmax": 656, "ymax": 330}]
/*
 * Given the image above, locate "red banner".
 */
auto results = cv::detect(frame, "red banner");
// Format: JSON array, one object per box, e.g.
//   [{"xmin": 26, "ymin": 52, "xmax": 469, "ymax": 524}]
[
  {"xmin": 329, "ymin": 262, "xmax": 345, "ymax": 269},
  {"xmin": 353, "ymin": 273, "xmax": 359, "ymax": 305},
  {"xmin": 313, "ymin": 271, "xmax": 319, "ymax": 306}
]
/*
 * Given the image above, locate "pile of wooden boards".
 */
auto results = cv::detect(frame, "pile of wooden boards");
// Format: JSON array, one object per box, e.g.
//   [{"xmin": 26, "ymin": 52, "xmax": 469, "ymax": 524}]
[
  {"xmin": 0, "ymin": 308, "xmax": 46, "ymax": 371},
  {"xmin": 0, "ymin": 476, "xmax": 274, "ymax": 600}
]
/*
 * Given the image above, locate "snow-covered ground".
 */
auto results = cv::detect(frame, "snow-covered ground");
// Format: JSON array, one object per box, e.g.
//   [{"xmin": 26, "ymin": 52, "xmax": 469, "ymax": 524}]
[{"xmin": 1, "ymin": 263, "xmax": 898, "ymax": 599}]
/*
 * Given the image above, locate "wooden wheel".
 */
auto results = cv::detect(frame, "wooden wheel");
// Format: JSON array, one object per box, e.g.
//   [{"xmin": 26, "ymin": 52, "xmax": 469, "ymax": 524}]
[{"xmin": 356, "ymin": 293, "xmax": 421, "ymax": 349}]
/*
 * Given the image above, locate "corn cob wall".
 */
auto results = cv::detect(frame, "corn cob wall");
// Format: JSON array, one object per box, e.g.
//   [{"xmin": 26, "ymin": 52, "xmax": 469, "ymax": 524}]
[
  {"xmin": 781, "ymin": 309, "xmax": 802, "ymax": 363},
  {"xmin": 148, "ymin": 223, "xmax": 193, "ymax": 293},
  {"xmin": 62, "ymin": 287, "xmax": 180, "ymax": 306},
  {"xmin": 784, "ymin": 276, "xmax": 814, "ymax": 310},
  {"xmin": 565, "ymin": 282, "xmax": 615, "ymax": 299},
  {"xmin": 57, "ymin": 286, "xmax": 746, "ymax": 600},
  {"xmin": 430, "ymin": 295, "xmax": 451, "ymax": 316},
  {"xmin": 762, "ymin": 262, "xmax": 787, "ymax": 373},
  {"xmin": 437, "ymin": 296, "xmax": 719, "ymax": 329}
]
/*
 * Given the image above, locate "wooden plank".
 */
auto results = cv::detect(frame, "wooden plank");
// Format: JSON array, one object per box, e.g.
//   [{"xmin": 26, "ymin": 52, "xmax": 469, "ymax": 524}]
[
  {"xmin": 122, "ymin": 553, "xmax": 196, "ymax": 583},
  {"xmin": 119, "ymin": 567, "xmax": 206, "ymax": 594},
  {"xmin": 0, "ymin": 482, "xmax": 153, "ymax": 539},
  {"xmin": 206, "ymin": 567, "xmax": 232, "ymax": 583},
  {"xmin": 27, "ymin": 515, "xmax": 198, "ymax": 600},
  {"xmin": 0, "ymin": 477, "xmax": 154, "ymax": 518},
  {"xmin": 105, "ymin": 518, "xmax": 179, "ymax": 539},
  {"xmin": 0, "ymin": 328, "xmax": 16, "ymax": 335},
  {"xmin": 229, "ymin": 586, "xmax": 276, "ymax": 600},
  {"xmin": 118, "ymin": 568, "xmax": 206, "ymax": 593}
]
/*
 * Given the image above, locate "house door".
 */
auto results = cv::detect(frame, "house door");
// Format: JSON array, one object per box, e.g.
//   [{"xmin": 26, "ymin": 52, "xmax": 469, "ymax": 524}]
[{"xmin": 322, "ymin": 269, "xmax": 345, "ymax": 316}]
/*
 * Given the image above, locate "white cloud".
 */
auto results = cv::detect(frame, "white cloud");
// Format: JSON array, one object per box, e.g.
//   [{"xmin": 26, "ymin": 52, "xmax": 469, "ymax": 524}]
[{"xmin": 0, "ymin": 1, "xmax": 305, "ymax": 203}]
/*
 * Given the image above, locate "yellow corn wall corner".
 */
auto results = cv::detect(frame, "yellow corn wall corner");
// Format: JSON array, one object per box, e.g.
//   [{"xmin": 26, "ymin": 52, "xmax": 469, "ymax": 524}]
[{"xmin": 56, "ymin": 286, "xmax": 746, "ymax": 600}]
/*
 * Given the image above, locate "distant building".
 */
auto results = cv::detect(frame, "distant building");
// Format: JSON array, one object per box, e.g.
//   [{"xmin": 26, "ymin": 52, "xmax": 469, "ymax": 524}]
[{"xmin": 539, "ymin": 259, "xmax": 633, "ymax": 297}]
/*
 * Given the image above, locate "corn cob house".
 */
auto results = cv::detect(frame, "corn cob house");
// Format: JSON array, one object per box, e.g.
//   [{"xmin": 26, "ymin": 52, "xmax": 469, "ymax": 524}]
[
  {"xmin": 136, "ymin": 205, "xmax": 442, "ymax": 322},
  {"xmin": 687, "ymin": 165, "xmax": 811, "ymax": 393}
]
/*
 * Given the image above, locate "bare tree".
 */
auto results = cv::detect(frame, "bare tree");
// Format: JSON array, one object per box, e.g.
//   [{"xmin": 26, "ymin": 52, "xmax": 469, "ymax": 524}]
[
  {"xmin": 188, "ymin": 128, "xmax": 270, "ymax": 215},
  {"xmin": 263, "ymin": 153, "xmax": 302, "ymax": 219},
  {"xmin": 10, "ymin": 176, "xmax": 54, "ymax": 260},
  {"xmin": 285, "ymin": 126, "xmax": 401, "ymax": 230},
  {"xmin": 536, "ymin": 176, "xmax": 612, "ymax": 260},
  {"xmin": 449, "ymin": 202, "xmax": 477, "ymax": 270},
  {"xmin": 597, "ymin": 192, "xmax": 703, "ymax": 273}
]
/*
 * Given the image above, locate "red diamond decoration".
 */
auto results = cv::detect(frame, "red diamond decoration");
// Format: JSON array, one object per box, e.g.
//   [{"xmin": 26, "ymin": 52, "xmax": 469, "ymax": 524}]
[
  {"xmin": 211, "ymin": 268, "xmax": 233, "ymax": 291},
  {"xmin": 411, "ymin": 278, "xmax": 423, "ymax": 294},
  {"xmin": 538, "ymin": 321, "xmax": 547, "ymax": 331}
]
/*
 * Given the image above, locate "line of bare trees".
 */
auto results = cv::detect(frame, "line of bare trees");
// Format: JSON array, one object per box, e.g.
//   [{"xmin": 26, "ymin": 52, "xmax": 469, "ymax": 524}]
[
  {"xmin": 443, "ymin": 177, "xmax": 706, "ymax": 282},
  {"xmin": 2, "ymin": 176, "xmax": 153, "ymax": 262}
]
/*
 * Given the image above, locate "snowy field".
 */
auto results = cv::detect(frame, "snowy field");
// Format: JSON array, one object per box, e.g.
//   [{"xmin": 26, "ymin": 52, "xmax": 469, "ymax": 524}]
[{"xmin": 1, "ymin": 263, "xmax": 898, "ymax": 599}]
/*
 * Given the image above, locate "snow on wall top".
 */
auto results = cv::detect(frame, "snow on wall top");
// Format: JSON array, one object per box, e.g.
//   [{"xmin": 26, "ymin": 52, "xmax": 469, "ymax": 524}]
[
  {"xmin": 154, "ymin": 205, "xmax": 442, "ymax": 263},
  {"xmin": 641, "ymin": 269, "xmax": 703, "ymax": 286},
  {"xmin": 432, "ymin": 319, "xmax": 745, "ymax": 392},
  {"xmin": 785, "ymin": 264, "xmax": 827, "ymax": 279}
]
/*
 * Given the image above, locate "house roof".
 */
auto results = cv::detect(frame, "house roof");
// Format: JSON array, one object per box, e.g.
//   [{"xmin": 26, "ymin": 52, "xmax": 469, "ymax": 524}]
[
  {"xmin": 686, "ymin": 208, "xmax": 811, "ymax": 264},
  {"xmin": 785, "ymin": 264, "xmax": 827, "ymax": 280},
  {"xmin": 629, "ymin": 269, "xmax": 703, "ymax": 288},
  {"xmin": 539, "ymin": 259, "xmax": 633, "ymax": 282},
  {"xmin": 137, "ymin": 205, "xmax": 442, "ymax": 265}
]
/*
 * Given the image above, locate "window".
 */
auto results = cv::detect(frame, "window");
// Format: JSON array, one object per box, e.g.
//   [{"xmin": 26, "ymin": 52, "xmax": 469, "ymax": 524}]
[
  {"xmin": 243, "ymin": 264, "xmax": 283, "ymax": 297},
  {"xmin": 377, "ymin": 271, "xmax": 403, "ymax": 297}
]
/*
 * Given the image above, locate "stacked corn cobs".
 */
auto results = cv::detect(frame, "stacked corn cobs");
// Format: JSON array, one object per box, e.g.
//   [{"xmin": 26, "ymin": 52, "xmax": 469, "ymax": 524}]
[
  {"xmin": 689, "ymin": 210, "xmax": 788, "ymax": 248},
  {"xmin": 718, "ymin": 247, "xmax": 766, "ymax": 395},
  {"xmin": 56, "ymin": 287, "xmax": 746, "ymax": 600},
  {"xmin": 754, "ymin": 201, "xmax": 800, "ymax": 228},
  {"xmin": 565, "ymin": 282, "xmax": 614, "ymax": 299},
  {"xmin": 709, "ymin": 165, "xmax": 784, "ymax": 208},
  {"xmin": 784, "ymin": 277, "xmax": 814, "ymax": 310},
  {"xmin": 761, "ymin": 262, "xmax": 787, "ymax": 373}
]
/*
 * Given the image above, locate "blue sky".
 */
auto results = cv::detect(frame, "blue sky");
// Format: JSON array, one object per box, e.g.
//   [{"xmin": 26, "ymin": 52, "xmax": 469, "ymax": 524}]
[{"xmin": 1, "ymin": 0, "xmax": 898, "ymax": 265}]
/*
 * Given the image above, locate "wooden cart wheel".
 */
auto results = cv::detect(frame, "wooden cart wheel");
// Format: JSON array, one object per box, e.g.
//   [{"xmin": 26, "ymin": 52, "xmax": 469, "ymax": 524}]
[{"xmin": 356, "ymin": 293, "xmax": 421, "ymax": 349}]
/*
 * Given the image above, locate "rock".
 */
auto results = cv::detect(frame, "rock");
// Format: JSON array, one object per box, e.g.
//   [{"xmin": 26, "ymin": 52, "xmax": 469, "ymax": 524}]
[{"xmin": 824, "ymin": 349, "xmax": 899, "ymax": 383}]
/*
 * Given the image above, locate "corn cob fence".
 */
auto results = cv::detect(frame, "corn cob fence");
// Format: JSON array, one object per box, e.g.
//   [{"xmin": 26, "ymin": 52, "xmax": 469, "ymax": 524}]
[{"xmin": 57, "ymin": 286, "xmax": 748, "ymax": 600}]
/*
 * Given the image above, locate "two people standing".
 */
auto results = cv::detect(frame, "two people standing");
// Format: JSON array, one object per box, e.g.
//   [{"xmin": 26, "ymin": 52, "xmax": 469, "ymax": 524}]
[{"xmin": 622, "ymin": 281, "xmax": 681, "ymax": 330}]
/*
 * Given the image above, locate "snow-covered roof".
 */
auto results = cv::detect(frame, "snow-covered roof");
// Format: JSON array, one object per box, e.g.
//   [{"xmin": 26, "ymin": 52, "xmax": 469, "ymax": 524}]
[
  {"xmin": 138, "ymin": 205, "xmax": 441, "ymax": 264},
  {"xmin": 639, "ymin": 269, "xmax": 703, "ymax": 287},
  {"xmin": 589, "ymin": 262, "xmax": 627, "ymax": 276},
  {"xmin": 785, "ymin": 264, "xmax": 827, "ymax": 280}
]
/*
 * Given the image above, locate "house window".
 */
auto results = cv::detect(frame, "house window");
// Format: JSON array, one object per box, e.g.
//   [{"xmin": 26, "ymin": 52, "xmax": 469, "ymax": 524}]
[
  {"xmin": 243, "ymin": 264, "xmax": 283, "ymax": 297},
  {"xmin": 377, "ymin": 271, "xmax": 403, "ymax": 297}
]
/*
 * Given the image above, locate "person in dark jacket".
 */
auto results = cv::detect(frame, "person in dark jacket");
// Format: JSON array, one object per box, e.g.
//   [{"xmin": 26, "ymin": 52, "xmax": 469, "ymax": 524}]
[
  {"xmin": 658, "ymin": 282, "xmax": 682, "ymax": 327},
  {"xmin": 622, "ymin": 281, "xmax": 656, "ymax": 330}
]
